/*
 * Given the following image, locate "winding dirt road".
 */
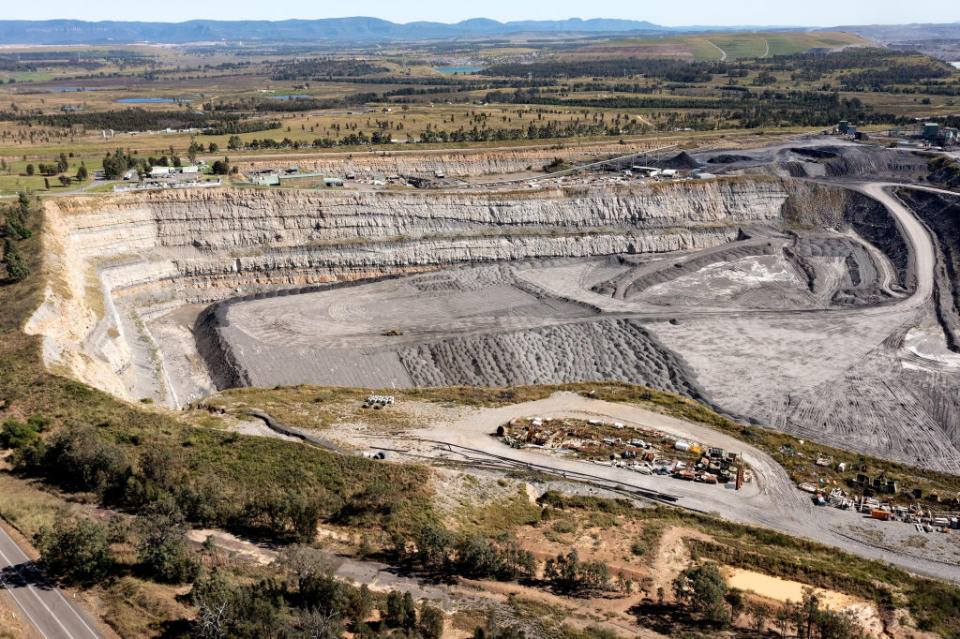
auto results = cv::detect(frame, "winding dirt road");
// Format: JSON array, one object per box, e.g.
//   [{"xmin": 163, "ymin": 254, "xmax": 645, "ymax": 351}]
[{"xmin": 411, "ymin": 390, "xmax": 960, "ymax": 584}]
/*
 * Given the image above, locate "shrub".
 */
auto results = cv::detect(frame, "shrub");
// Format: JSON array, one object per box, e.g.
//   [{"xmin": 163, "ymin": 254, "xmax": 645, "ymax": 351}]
[
  {"xmin": 135, "ymin": 497, "xmax": 199, "ymax": 583},
  {"xmin": 35, "ymin": 517, "xmax": 114, "ymax": 584},
  {"xmin": 1, "ymin": 418, "xmax": 40, "ymax": 448},
  {"xmin": 673, "ymin": 561, "xmax": 731, "ymax": 627},
  {"xmin": 544, "ymin": 549, "xmax": 610, "ymax": 596}
]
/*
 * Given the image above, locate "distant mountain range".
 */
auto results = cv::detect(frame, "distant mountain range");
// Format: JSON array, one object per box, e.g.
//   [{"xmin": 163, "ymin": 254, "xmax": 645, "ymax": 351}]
[
  {"xmin": 1, "ymin": 17, "xmax": 957, "ymax": 46},
  {"xmin": 838, "ymin": 22, "xmax": 960, "ymax": 41},
  {"xmin": 0, "ymin": 17, "xmax": 790, "ymax": 45}
]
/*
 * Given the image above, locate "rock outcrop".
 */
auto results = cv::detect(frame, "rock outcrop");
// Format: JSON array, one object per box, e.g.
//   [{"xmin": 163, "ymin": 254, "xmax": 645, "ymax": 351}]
[{"xmin": 237, "ymin": 141, "xmax": 637, "ymax": 178}]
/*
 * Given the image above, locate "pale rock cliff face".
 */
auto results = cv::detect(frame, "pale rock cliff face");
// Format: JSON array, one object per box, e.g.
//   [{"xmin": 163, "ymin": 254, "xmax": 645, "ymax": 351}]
[
  {"xmin": 28, "ymin": 178, "xmax": 794, "ymax": 405},
  {"xmin": 237, "ymin": 142, "xmax": 637, "ymax": 178}
]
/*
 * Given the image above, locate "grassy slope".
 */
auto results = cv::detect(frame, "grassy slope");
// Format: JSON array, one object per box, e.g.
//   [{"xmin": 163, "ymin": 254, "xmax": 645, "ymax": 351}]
[
  {"xmin": 208, "ymin": 381, "xmax": 960, "ymax": 507},
  {"xmin": 576, "ymin": 31, "xmax": 870, "ymax": 61},
  {"xmin": 0, "ymin": 203, "xmax": 434, "ymax": 540}
]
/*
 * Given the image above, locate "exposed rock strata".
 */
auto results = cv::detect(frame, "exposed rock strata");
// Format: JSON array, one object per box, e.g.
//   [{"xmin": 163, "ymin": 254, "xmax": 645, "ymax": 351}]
[
  {"xmin": 237, "ymin": 141, "xmax": 636, "ymax": 178},
  {"xmin": 29, "ymin": 177, "xmax": 821, "ymax": 406}
]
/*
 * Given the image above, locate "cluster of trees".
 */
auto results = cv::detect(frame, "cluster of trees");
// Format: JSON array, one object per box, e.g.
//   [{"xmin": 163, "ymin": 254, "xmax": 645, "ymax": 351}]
[
  {"xmin": 838, "ymin": 62, "xmax": 955, "ymax": 91},
  {"xmin": 35, "ymin": 518, "xmax": 114, "ymax": 583},
  {"xmin": 569, "ymin": 81, "xmax": 660, "ymax": 95},
  {"xmin": 147, "ymin": 154, "xmax": 181, "ymax": 168},
  {"xmin": 483, "ymin": 58, "xmax": 723, "ymax": 82},
  {"xmin": 415, "ymin": 119, "xmax": 639, "ymax": 144},
  {"xmin": 243, "ymin": 94, "xmax": 380, "ymax": 114},
  {"xmin": 672, "ymin": 562, "xmax": 733, "ymax": 626},
  {"xmin": 672, "ymin": 562, "xmax": 866, "ymax": 638},
  {"xmin": 189, "ymin": 546, "xmax": 445, "ymax": 639},
  {"xmin": 210, "ymin": 158, "xmax": 232, "ymax": 175},
  {"xmin": 786, "ymin": 589, "xmax": 868, "ymax": 639},
  {"xmin": 484, "ymin": 88, "xmax": 725, "ymax": 110},
  {"xmin": 134, "ymin": 494, "xmax": 202, "ymax": 583},
  {"xmin": 271, "ymin": 58, "xmax": 389, "ymax": 80},
  {"xmin": 22, "ymin": 108, "xmax": 278, "ymax": 137},
  {"xmin": 0, "ymin": 49, "xmax": 152, "ymax": 72},
  {"xmin": 403, "ymin": 524, "xmax": 536, "ymax": 581},
  {"xmin": 732, "ymin": 92, "xmax": 899, "ymax": 128},
  {"xmin": 479, "ymin": 87, "xmax": 906, "ymax": 129},
  {"xmin": 101, "ymin": 148, "xmax": 139, "ymax": 179},
  {"xmin": 3, "ymin": 420, "xmax": 351, "ymax": 547},
  {"xmin": 225, "ymin": 118, "xmax": 651, "ymax": 151},
  {"xmin": 32, "ymin": 152, "xmax": 70, "ymax": 176},
  {"xmin": 202, "ymin": 119, "xmax": 281, "ymax": 136},
  {"xmin": 763, "ymin": 48, "xmax": 913, "ymax": 73},
  {"xmin": 34, "ymin": 498, "xmax": 199, "ymax": 587},
  {"xmin": 233, "ymin": 133, "xmax": 378, "ymax": 150},
  {"xmin": 0, "ymin": 54, "xmax": 95, "ymax": 73},
  {"xmin": 28, "ymin": 107, "xmax": 211, "ymax": 131},
  {"xmin": 399, "ymin": 523, "xmax": 614, "ymax": 597},
  {"xmin": 544, "ymin": 550, "xmax": 610, "ymax": 595},
  {"xmin": 23, "ymin": 153, "xmax": 87, "ymax": 185},
  {"xmin": 1, "ymin": 192, "xmax": 35, "ymax": 282}
]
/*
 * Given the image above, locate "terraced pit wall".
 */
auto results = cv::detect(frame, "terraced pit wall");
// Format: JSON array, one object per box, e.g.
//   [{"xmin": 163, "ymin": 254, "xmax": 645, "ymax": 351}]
[
  {"xmin": 237, "ymin": 141, "xmax": 641, "ymax": 178},
  {"xmin": 782, "ymin": 180, "xmax": 915, "ymax": 291},
  {"xmin": 26, "ymin": 177, "xmax": 901, "ymax": 404},
  {"xmin": 897, "ymin": 188, "xmax": 960, "ymax": 351}
]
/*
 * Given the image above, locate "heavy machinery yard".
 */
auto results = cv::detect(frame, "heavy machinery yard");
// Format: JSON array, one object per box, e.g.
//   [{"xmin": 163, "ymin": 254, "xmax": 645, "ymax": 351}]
[{"xmin": 230, "ymin": 389, "xmax": 960, "ymax": 582}]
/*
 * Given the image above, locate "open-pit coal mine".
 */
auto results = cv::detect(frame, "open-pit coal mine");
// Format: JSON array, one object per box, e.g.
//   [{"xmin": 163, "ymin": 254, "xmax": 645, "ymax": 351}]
[{"xmin": 28, "ymin": 140, "xmax": 960, "ymax": 472}]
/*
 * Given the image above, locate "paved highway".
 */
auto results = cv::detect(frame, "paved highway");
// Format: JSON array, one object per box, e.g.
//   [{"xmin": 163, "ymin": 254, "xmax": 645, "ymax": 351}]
[{"xmin": 0, "ymin": 523, "xmax": 101, "ymax": 639}]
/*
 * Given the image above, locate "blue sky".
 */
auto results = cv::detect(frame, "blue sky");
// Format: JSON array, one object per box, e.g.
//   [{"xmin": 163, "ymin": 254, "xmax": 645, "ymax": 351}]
[{"xmin": 3, "ymin": 0, "xmax": 958, "ymax": 26}]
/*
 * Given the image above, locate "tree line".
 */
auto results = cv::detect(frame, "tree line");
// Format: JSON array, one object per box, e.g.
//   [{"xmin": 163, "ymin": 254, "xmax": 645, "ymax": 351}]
[
  {"xmin": 0, "ymin": 193, "xmax": 35, "ymax": 283},
  {"xmin": 271, "ymin": 58, "xmax": 389, "ymax": 80},
  {"xmin": 482, "ymin": 57, "xmax": 724, "ymax": 82}
]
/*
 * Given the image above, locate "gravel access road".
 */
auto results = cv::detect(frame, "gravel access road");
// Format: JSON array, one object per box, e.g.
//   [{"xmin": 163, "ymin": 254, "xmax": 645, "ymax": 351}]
[{"xmin": 411, "ymin": 391, "xmax": 960, "ymax": 583}]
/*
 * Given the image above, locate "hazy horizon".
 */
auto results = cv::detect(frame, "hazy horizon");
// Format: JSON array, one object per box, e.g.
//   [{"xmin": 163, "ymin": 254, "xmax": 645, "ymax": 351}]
[{"xmin": 1, "ymin": 0, "xmax": 957, "ymax": 28}]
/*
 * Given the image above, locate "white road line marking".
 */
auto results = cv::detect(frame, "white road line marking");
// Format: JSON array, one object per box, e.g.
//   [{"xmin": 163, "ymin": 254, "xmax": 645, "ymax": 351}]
[
  {"xmin": 49, "ymin": 586, "xmax": 100, "ymax": 638},
  {"xmin": 0, "ymin": 569, "xmax": 50, "ymax": 639},
  {"xmin": 0, "ymin": 526, "xmax": 100, "ymax": 638},
  {"xmin": 0, "ymin": 543, "xmax": 69, "ymax": 638}
]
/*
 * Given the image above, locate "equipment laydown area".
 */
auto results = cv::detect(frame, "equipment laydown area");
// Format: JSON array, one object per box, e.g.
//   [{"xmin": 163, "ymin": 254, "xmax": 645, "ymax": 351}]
[{"xmin": 280, "ymin": 389, "xmax": 960, "ymax": 585}]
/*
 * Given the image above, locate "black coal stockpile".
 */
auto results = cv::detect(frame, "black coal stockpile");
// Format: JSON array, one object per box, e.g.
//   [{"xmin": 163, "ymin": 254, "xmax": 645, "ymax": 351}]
[
  {"xmin": 652, "ymin": 152, "xmax": 701, "ymax": 170},
  {"xmin": 707, "ymin": 154, "xmax": 754, "ymax": 164}
]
